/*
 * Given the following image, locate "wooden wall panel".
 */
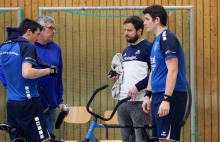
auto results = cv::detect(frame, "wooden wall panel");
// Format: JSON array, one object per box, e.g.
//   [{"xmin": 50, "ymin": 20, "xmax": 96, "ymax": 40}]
[
  {"xmin": 210, "ymin": 0, "xmax": 218, "ymax": 141},
  {"xmin": 1, "ymin": 0, "xmax": 220, "ymax": 141}
]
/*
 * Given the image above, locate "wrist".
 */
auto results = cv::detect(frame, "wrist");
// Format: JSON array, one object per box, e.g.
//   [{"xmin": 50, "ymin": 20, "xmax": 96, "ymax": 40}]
[
  {"xmin": 144, "ymin": 90, "xmax": 152, "ymax": 98},
  {"xmin": 163, "ymin": 94, "xmax": 171, "ymax": 102}
]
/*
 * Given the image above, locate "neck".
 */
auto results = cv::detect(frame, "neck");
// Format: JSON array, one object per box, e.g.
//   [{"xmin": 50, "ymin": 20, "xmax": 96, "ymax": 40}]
[
  {"xmin": 131, "ymin": 37, "xmax": 144, "ymax": 45},
  {"xmin": 155, "ymin": 26, "xmax": 167, "ymax": 37},
  {"xmin": 37, "ymin": 37, "xmax": 50, "ymax": 45}
]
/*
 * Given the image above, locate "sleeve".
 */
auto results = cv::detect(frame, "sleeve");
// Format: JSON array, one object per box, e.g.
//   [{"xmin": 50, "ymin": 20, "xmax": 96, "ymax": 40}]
[
  {"xmin": 160, "ymin": 32, "xmax": 179, "ymax": 60},
  {"xmin": 20, "ymin": 43, "xmax": 38, "ymax": 66},
  {"xmin": 57, "ymin": 49, "xmax": 64, "ymax": 104},
  {"xmin": 0, "ymin": 62, "xmax": 7, "ymax": 89},
  {"xmin": 135, "ymin": 75, "xmax": 149, "ymax": 91},
  {"xmin": 135, "ymin": 42, "xmax": 152, "ymax": 91}
]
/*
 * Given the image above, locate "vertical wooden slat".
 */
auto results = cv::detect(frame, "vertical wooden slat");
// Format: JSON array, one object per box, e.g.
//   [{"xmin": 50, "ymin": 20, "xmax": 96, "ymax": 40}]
[
  {"xmin": 92, "ymin": 0, "xmax": 102, "ymax": 139},
  {"xmin": 0, "ymin": 0, "xmax": 5, "ymax": 43},
  {"xmin": 99, "ymin": 0, "xmax": 109, "ymax": 140},
  {"xmin": 0, "ymin": 0, "xmax": 6, "ymax": 139},
  {"xmin": 210, "ymin": 0, "xmax": 218, "ymax": 141},
  {"xmin": 218, "ymin": 0, "xmax": 220, "ymax": 140},
  {"xmin": 11, "ymin": 0, "xmax": 17, "ymax": 26},
  {"xmin": 203, "ymin": 0, "xmax": 211, "ymax": 142},
  {"xmin": 62, "ymin": 0, "xmax": 74, "ymax": 140},
  {"xmin": 31, "ymin": 0, "xmax": 38, "ymax": 19},
  {"xmin": 78, "ymin": 0, "xmax": 90, "ymax": 140},
  {"xmin": 67, "ymin": 0, "xmax": 80, "ymax": 140},
  {"xmin": 106, "ymin": 0, "xmax": 119, "ymax": 140},
  {"xmin": 51, "ymin": 0, "xmax": 59, "ymax": 50},
  {"xmin": 182, "ymin": 1, "xmax": 191, "ymax": 142},
  {"xmin": 196, "ymin": 0, "xmax": 204, "ymax": 141},
  {"xmin": 24, "ymin": 0, "xmax": 31, "ymax": 18},
  {"xmin": 155, "ymin": 0, "xmax": 161, "ymax": 5}
]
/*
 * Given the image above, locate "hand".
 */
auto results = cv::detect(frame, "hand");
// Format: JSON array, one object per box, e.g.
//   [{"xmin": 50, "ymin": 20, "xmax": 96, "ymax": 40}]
[
  {"xmin": 49, "ymin": 66, "xmax": 59, "ymax": 77},
  {"xmin": 127, "ymin": 86, "xmax": 138, "ymax": 101},
  {"xmin": 58, "ymin": 104, "xmax": 65, "ymax": 112},
  {"xmin": 107, "ymin": 74, "xmax": 119, "ymax": 82},
  {"xmin": 142, "ymin": 96, "xmax": 151, "ymax": 114},
  {"xmin": 158, "ymin": 101, "xmax": 170, "ymax": 117},
  {"xmin": 58, "ymin": 104, "xmax": 69, "ymax": 116}
]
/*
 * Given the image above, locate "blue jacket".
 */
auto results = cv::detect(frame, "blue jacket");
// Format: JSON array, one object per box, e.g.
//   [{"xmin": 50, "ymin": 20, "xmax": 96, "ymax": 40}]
[{"xmin": 34, "ymin": 41, "xmax": 64, "ymax": 109}]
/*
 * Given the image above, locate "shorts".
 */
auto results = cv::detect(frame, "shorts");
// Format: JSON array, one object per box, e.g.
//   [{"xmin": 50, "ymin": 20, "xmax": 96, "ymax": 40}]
[
  {"xmin": 7, "ymin": 97, "xmax": 51, "ymax": 142},
  {"xmin": 151, "ymin": 91, "xmax": 187, "ymax": 141}
]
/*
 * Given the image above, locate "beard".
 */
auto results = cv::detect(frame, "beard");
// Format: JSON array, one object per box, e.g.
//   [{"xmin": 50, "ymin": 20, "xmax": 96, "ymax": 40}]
[{"xmin": 125, "ymin": 34, "xmax": 139, "ymax": 43}]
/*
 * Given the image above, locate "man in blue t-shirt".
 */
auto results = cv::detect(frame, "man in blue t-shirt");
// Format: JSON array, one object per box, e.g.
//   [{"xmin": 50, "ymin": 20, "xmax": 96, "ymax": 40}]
[
  {"xmin": 0, "ymin": 19, "xmax": 58, "ymax": 142},
  {"xmin": 141, "ymin": 5, "xmax": 187, "ymax": 142}
]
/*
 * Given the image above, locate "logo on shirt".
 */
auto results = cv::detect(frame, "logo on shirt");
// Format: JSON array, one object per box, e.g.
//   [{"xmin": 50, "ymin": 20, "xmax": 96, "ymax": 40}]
[
  {"xmin": 124, "ymin": 56, "xmax": 137, "ymax": 61},
  {"xmin": 135, "ymin": 50, "xmax": 141, "ymax": 54},
  {"xmin": 165, "ymin": 50, "xmax": 176, "ymax": 55},
  {"xmin": 150, "ymin": 56, "xmax": 156, "ymax": 71},
  {"xmin": 35, "ymin": 117, "xmax": 45, "ymax": 139},
  {"xmin": 123, "ymin": 53, "xmax": 126, "ymax": 56},
  {"xmin": 25, "ymin": 86, "xmax": 31, "ymax": 99},
  {"xmin": 161, "ymin": 131, "xmax": 167, "ymax": 136},
  {"xmin": 162, "ymin": 31, "xmax": 167, "ymax": 41}
]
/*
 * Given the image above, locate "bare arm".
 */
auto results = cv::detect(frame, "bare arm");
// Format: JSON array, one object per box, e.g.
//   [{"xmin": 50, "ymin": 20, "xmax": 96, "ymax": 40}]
[
  {"xmin": 22, "ymin": 62, "xmax": 50, "ymax": 79},
  {"xmin": 165, "ymin": 58, "xmax": 178, "ymax": 96},
  {"xmin": 142, "ymin": 71, "xmax": 152, "ymax": 114},
  {"xmin": 158, "ymin": 57, "xmax": 178, "ymax": 117}
]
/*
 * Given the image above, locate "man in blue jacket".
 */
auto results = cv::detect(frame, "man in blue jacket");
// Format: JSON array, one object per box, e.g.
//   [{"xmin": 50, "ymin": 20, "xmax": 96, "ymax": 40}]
[
  {"xmin": 0, "ymin": 16, "xmax": 64, "ymax": 134},
  {"xmin": 34, "ymin": 16, "xmax": 64, "ymax": 134}
]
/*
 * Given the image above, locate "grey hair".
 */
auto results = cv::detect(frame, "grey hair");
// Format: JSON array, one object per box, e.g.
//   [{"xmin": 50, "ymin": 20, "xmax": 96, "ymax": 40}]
[{"xmin": 35, "ymin": 16, "xmax": 55, "ymax": 27}]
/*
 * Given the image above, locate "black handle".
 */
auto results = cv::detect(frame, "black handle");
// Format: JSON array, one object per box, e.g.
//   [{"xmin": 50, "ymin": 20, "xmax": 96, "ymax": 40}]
[
  {"xmin": 86, "ymin": 84, "xmax": 108, "ymax": 117},
  {"xmin": 86, "ymin": 84, "xmax": 131, "ymax": 121},
  {"xmin": 37, "ymin": 86, "xmax": 50, "ymax": 114}
]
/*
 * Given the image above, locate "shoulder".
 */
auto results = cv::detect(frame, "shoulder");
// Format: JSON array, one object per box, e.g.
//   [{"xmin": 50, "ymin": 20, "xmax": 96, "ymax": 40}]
[
  {"xmin": 161, "ymin": 29, "xmax": 179, "ymax": 43},
  {"xmin": 50, "ymin": 42, "xmax": 61, "ymax": 49},
  {"xmin": 19, "ymin": 42, "xmax": 35, "ymax": 52}
]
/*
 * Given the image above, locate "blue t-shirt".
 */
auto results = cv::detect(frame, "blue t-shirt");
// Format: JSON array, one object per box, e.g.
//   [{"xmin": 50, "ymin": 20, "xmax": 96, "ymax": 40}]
[
  {"xmin": 0, "ymin": 41, "xmax": 39, "ymax": 101},
  {"xmin": 150, "ymin": 29, "xmax": 187, "ymax": 93}
]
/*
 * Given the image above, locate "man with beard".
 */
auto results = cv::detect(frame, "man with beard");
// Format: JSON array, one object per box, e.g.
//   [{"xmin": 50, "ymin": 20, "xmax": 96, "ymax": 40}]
[{"xmin": 108, "ymin": 16, "xmax": 152, "ymax": 142}]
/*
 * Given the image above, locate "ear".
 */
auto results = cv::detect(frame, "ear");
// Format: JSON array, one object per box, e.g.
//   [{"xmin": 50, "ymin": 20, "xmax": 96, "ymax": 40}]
[
  {"xmin": 26, "ymin": 29, "xmax": 31, "ymax": 36},
  {"xmin": 155, "ymin": 17, "xmax": 160, "ymax": 24},
  {"xmin": 137, "ymin": 28, "xmax": 142, "ymax": 35}
]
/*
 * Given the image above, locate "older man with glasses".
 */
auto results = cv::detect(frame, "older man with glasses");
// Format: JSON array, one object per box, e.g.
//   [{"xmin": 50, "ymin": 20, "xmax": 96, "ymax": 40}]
[{"xmin": 34, "ymin": 15, "xmax": 64, "ymax": 136}]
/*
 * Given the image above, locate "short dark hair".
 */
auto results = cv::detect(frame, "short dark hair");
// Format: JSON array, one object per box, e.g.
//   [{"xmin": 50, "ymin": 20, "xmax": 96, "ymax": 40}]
[
  {"xmin": 123, "ymin": 16, "xmax": 144, "ymax": 35},
  {"xmin": 142, "ymin": 5, "xmax": 167, "ymax": 26},
  {"xmin": 19, "ymin": 18, "xmax": 43, "ymax": 35}
]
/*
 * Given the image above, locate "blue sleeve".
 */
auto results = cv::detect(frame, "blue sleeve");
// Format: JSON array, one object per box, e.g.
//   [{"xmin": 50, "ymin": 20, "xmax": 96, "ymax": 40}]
[
  {"xmin": 135, "ymin": 75, "xmax": 149, "ymax": 91},
  {"xmin": 0, "ymin": 62, "xmax": 7, "ymax": 89},
  {"xmin": 57, "ymin": 49, "xmax": 64, "ymax": 104},
  {"xmin": 19, "ymin": 42, "xmax": 37, "ymax": 66},
  {"xmin": 135, "ymin": 41, "xmax": 152, "ymax": 91},
  {"xmin": 160, "ymin": 31, "xmax": 179, "ymax": 60}
]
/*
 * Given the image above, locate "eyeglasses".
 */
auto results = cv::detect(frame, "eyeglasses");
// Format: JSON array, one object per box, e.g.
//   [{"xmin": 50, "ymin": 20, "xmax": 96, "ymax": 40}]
[{"xmin": 44, "ymin": 26, "xmax": 56, "ymax": 31}]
